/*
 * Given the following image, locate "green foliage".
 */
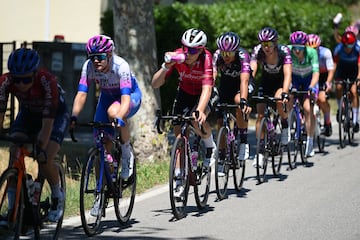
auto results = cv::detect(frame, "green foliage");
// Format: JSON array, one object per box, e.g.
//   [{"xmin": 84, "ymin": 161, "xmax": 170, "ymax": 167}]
[{"xmin": 101, "ymin": 0, "xmax": 352, "ymax": 112}]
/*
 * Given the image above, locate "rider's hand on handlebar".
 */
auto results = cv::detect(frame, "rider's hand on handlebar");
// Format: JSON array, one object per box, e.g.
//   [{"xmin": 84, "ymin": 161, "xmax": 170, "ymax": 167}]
[
  {"xmin": 240, "ymin": 98, "xmax": 251, "ymax": 115},
  {"xmin": 281, "ymin": 92, "xmax": 289, "ymax": 104},
  {"xmin": 70, "ymin": 116, "xmax": 77, "ymax": 129},
  {"xmin": 193, "ymin": 110, "xmax": 206, "ymax": 125}
]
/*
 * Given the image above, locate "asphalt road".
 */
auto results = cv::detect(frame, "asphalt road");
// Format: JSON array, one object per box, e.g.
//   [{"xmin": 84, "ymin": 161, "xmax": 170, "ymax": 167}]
[{"xmin": 58, "ymin": 120, "xmax": 360, "ymax": 240}]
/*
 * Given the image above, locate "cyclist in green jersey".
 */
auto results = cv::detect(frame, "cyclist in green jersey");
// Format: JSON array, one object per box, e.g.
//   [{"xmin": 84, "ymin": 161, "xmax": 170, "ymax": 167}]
[{"xmin": 288, "ymin": 31, "xmax": 320, "ymax": 157}]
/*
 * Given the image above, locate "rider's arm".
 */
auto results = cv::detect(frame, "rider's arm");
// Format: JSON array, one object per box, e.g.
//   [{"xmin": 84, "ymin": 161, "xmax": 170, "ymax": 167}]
[
  {"xmin": 37, "ymin": 118, "xmax": 54, "ymax": 149},
  {"xmin": 282, "ymin": 63, "xmax": 292, "ymax": 94},
  {"xmin": 250, "ymin": 60, "xmax": 258, "ymax": 78},
  {"xmin": 196, "ymin": 84, "xmax": 212, "ymax": 123},
  {"xmin": 71, "ymin": 91, "xmax": 88, "ymax": 117},
  {"xmin": 152, "ymin": 55, "xmax": 176, "ymax": 89},
  {"xmin": 240, "ymin": 72, "xmax": 249, "ymax": 100}
]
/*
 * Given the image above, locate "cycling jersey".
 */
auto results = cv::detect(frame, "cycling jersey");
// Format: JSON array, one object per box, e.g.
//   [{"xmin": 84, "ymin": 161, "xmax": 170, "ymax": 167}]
[
  {"xmin": 317, "ymin": 46, "xmax": 334, "ymax": 87},
  {"xmin": 0, "ymin": 69, "xmax": 69, "ymax": 144},
  {"xmin": 166, "ymin": 48, "xmax": 214, "ymax": 95},
  {"xmin": 213, "ymin": 48, "xmax": 253, "ymax": 104},
  {"xmin": 333, "ymin": 43, "xmax": 360, "ymax": 80},
  {"xmin": 289, "ymin": 45, "xmax": 319, "ymax": 89},
  {"xmin": 78, "ymin": 54, "xmax": 142, "ymax": 124},
  {"xmin": 250, "ymin": 44, "xmax": 292, "ymax": 96}
]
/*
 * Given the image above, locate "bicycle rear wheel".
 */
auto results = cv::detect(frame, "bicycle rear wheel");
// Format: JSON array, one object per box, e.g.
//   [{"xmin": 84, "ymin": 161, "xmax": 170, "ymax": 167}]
[
  {"xmin": 79, "ymin": 148, "xmax": 104, "ymax": 236},
  {"xmin": 338, "ymin": 97, "xmax": 347, "ymax": 148},
  {"xmin": 35, "ymin": 161, "xmax": 66, "ymax": 240},
  {"xmin": 169, "ymin": 137, "xmax": 189, "ymax": 220},
  {"xmin": 194, "ymin": 139, "xmax": 211, "ymax": 209},
  {"xmin": 215, "ymin": 127, "xmax": 230, "ymax": 200},
  {"xmin": 0, "ymin": 168, "xmax": 25, "ymax": 239},
  {"xmin": 287, "ymin": 109, "xmax": 298, "ymax": 169},
  {"xmin": 256, "ymin": 118, "xmax": 269, "ymax": 184},
  {"xmin": 232, "ymin": 141, "xmax": 245, "ymax": 191},
  {"xmin": 115, "ymin": 155, "xmax": 136, "ymax": 224}
]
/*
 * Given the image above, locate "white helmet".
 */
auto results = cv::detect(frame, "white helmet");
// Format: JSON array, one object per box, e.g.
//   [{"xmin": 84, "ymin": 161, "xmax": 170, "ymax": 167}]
[{"xmin": 181, "ymin": 28, "xmax": 207, "ymax": 48}]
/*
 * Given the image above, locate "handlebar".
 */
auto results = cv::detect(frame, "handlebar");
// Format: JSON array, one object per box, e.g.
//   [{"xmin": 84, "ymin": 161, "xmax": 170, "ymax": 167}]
[
  {"xmin": 252, "ymin": 95, "xmax": 287, "ymax": 113},
  {"xmin": 215, "ymin": 103, "xmax": 248, "ymax": 121},
  {"xmin": 70, "ymin": 121, "xmax": 115, "ymax": 143}
]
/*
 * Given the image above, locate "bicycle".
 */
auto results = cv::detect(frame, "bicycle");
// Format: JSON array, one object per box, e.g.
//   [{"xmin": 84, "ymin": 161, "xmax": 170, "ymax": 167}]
[
  {"xmin": 155, "ymin": 110, "xmax": 211, "ymax": 220},
  {"xmin": 288, "ymin": 89, "xmax": 310, "ymax": 167},
  {"xmin": 335, "ymin": 78, "xmax": 355, "ymax": 148},
  {"xmin": 214, "ymin": 103, "xmax": 246, "ymax": 200},
  {"xmin": 252, "ymin": 95, "xmax": 290, "ymax": 184},
  {"xmin": 0, "ymin": 131, "xmax": 66, "ymax": 240},
  {"xmin": 70, "ymin": 121, "xmax": 136, "ymax": 236},
  {"xmin": 313, "ymin": 103, "xmax": 326, "ymax": 153}
]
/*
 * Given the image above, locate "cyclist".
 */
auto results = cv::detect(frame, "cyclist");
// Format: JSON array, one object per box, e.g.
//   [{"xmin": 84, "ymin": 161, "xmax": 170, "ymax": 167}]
[
  {"xmin": 333, "ymin": 31, "xmax": 360, "ymax": 132},
  {"xmin": 288, "ymin": 31, "xmax": 320, "ymax": 157},
  {"xmin": 213, "ymin": 32, "xmax": 254, "ymax": 164},
  {"xmin": 0, "ymin": 48, "xmax": 69, "ymax": 222},
  {"xmin": 306, "ymin": 34, "xmax": 335, "ymax": 136},
  {"xmin": 250, "ymin": 27, "xmax": 292, "ymax": 168},
  {"xmin": 152, "ymin": 28, "xmax": 216, "ymax": 196},
  {"xmin": 71, "ymin": 35, "xmax": 142, "ymax": 181}
]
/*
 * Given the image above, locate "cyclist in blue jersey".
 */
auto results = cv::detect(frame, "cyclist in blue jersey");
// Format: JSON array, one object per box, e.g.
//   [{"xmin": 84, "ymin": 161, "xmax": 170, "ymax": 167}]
[
  {"xmin": 213, "ymin": 32, "xmax": 254, "ymax": 163},
  {"xmin": 333, "ymin": 31, "xmax": 360, "ymax": 132},
  {"xmin": 250, "ymin": 27, "xmax": 292, "ymax": 168},
  {"xmin": 288, "ymin": 31, "xmax": 319, "ymax": 157},
  {"xmin": 306, "ymin": 34, "xmax": 335, "ymax": 136}
]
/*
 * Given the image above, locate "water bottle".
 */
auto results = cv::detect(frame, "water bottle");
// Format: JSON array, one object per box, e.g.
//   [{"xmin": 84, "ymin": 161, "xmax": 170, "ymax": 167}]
[
  {"xmin": 191, "ymin": 138, "xmax": 199, "ymax": 170},
  {"xmin": 32, "ymin": 180, "xmax": 41, "ymax": 206},
  {"xmin": 333, "ymin": 13, "xmax": 343, "ymax": 25},
  {"xmin": 314, "ymin": 104, "xmax": 321, "ymax": 136},
  {"xmin": 164, "ymin": 53, "xmax": 186, "ymax": 64},
  {"xmin": 268, "ymin": 120, "xmax": 276, "ymax": 140}
]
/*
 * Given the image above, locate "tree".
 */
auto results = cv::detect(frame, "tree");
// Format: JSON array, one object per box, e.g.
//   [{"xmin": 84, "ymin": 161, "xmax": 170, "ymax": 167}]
[{"xmin": 113, "ymin": 0, "xmax": 167, "ymax": 163}]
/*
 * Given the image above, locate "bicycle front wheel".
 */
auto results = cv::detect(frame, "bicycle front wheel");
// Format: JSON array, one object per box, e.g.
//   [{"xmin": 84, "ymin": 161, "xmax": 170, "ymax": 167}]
[
  {"xmin": 169, "ymin": 137, "xmax": 189, "ymax": 220},
  {"xmin": 115, "ymin": 157, "xmax": 136, "ymax": 224},
  {"xmin": 272, "ymin": 120, "xmax": 283, "ymax": 176},
  {"xmin": 338, "ymin": 97, "xmax": 347, "ymax": 148},
  {"xmin": 79, "ymin": 148, "xmax": 104, "ymax": 236},
  {"xmin": 232, "ymin": 141, "xmax": 245, "ymax": 191},
  {"xmin": 0, "ymin": 168, "xmax": 25, "ymax": 239},
  {"xmin": 194, "ymin": 139, "xmax": 211, "ymax": 209},
  {"xmin": 35, "ymin": 161, "xmax": 66, "ymax": 240},
  {"xmin": 287, "ymin": 109, "xmax": 298, "ymax": 169},
  {"xmin": 256, "ymin": 118, "xmax": 269, "ymax": 184},
  {"xmin": 215, "ymin": 127, "xmax": 230, "ymax": 200}
]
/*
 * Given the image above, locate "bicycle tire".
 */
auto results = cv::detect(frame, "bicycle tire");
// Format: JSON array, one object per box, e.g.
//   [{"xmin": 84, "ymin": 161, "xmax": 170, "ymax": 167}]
[
  {"xmin": 169, "ymin": 137, "xmax": 189, "ymax": 220},
  {"xmin": 232, "ymin": 140, "xmax": 245, "ymax": 191},
  {"xmin": 317, "ymin": 133, "xmax": 325, "ymax": 153},
  {"xmin": 115, "ymin": 152, "xmax": 136, "ymax": 224},
  {"xmin": 194, "ymin": 139, "xmax": 211, "ymax": 209},
  {"xmin": 256, "ymin": 118, "xmax": 269, "ymax": 184},
  {"xmin": 0, "ymin": 168, "xmax": 25, "ymax": 239},
  {"xmin": 272, "ymin": 118, "xmax": 283, "ymax": 176},
  {"xmin": 338, "ymin": 97, "xmax": 347, "ymax": 148},
  {"xmin": 287, "ymin": 109, "xmax": 298, "ymax": 169},
  {"xmin": 79, "ymin": 148, "xmax": 104, "ymax": 236},
  {"xmin": 34, "ymin": 161, "xmax": 66, "ymax": 240},
  {"xmin": 299, "ymin": 122, "xmax": 308, "ymax": 164},
  {"xmin": 215, "ymin": 126, "xmax": 230, "ymax": 200},
  {"xmin": 346, "ymin": 100, "xmax": 354, "ymax": 145}
]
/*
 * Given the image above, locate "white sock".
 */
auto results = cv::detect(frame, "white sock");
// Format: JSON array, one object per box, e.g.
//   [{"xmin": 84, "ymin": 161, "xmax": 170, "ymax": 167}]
[
  {"xmin": 352, "ymin": 107, "xmax": 359, "ymax": 124},
  {"xmin": 202, "ymin": 134, "xmax": 215, "ymax": 148}
]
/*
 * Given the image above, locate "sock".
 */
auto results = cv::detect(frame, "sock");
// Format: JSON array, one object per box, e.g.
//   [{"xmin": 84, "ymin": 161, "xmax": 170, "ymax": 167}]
[
  {"xmin": 324, "ymin": 112, "xmax": 331, "ymax": 124},
  {"xmin": 202, "ymin": 134, "xmax": 215, "ymax": 148},
  {"xmin": 51, "ymin": 183, "xmax": 63, "ymax": 199},
  {"xmin": 281, "ymin": 118, "xmax": 288, "ymax": 129},
  {"xmin": 352, "ymin": 107, "xmax": 359, "ymax": 124},
  {"xmin": 238, "ymin": 128, "xmax": 248, "ymax": 143},
  {"xmin": 121, "ymin": 141, "xmax": 131, "ymax": 159}
]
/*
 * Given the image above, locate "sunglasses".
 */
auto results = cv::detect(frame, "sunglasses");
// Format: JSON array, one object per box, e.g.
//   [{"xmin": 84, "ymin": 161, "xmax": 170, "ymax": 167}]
[
  {"xmin": 89, "ymin": 53, "xmax": 107, "ymax": 61},
  {"xmin": 220, "ymin": 51, "xmax": 236, "ymax": 57},
  {"xmin": 293, "ymin": 45, "xmax": 305, "ymax": 51},
  {"xmin": 13, "ymin": 75, "xmax": 33, "ymax": 84},
  {"xmin": 345, "ymin": 44, "xmax": 354, "ymax": 49},
  {"xmin": 182, "ymin": 46, "xmax": 200, "ymax": 55},
  {"xmin": 261, "ymin": 41, "xmax": 275, "ymax": 48}
]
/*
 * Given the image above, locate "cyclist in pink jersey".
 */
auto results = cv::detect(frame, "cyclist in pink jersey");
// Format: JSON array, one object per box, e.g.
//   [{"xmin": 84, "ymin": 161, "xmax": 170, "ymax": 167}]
[{"xmin": 152, "ymin": 28, "xmax": 216, "ymax": 196}]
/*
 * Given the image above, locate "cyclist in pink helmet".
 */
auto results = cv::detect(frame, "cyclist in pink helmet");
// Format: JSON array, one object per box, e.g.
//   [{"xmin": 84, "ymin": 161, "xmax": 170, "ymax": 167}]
[
  {"xmin": 306, "ymin": 34, "xmax": 335, "ymax": 136},
  {"xmin": 152, "ymin": 28, "xmax": 216, "ymax": 197},
  {"xmin": 250, "ymin": 27, "xmax": 292, "ymax": 168},
  {"xmin": 213, "ymin": 31, "xmax": 254, "ymax": 164},
  {"xmin": 71, "ymin": 34, "xmax": 142, "ymax": 183}
]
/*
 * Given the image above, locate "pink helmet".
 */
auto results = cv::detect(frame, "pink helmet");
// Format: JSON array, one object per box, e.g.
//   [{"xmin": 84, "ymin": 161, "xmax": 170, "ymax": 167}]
[
  {"xmin": 258, "ymin": 27, "xmax": 278, "ymax": 42},
  {"xmin": 86, "ymin": 35, "xmax": 114, "ymax": 54},
  {"xmin": 306, "ymin": 34, "xmax": 321, "ymax": 48},
  {"xmin": 216, "ymin": 32, "xmax": 240, "ymax": 51},
  {"xmin": 289, "ymin": 31, "xmax": 308, "ymax": 45},
  {"xmin": 345, "ymin": 25, "xmax": 359, "ymax": 36}
]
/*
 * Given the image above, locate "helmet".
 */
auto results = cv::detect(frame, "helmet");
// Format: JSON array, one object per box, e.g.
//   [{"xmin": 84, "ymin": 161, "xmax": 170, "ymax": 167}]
[
  {"xmin": 306, "ymin": 34, "xmax": 321, "ymax": 48},
  {"xmin": 257, "ymin": 27, "xmax": 278, "ymax": 42},
  {"xmin": 289, "ymin": 31, "xmax": 308, "ymax": 45},
  {"xmin": 181, "ymin": 28, "xmax": 207, "ymax": 48},
  {"xmin": 216, "ymin": 32, "xmax": 240, "ymax": 51},
  {"xmin": 86, "ymin": 35, "xmax": 114, "ymax": 54},
  {"xmin": 341, "ymin": 31, "xmax": 356, "ymax": 45},
  {"xmin": 345, "ymin": 25, "xmax": 359, "ymax": 36},
  {"xmin": 7, "ymin": 48, "xmax": 40, "ymax": 75}
]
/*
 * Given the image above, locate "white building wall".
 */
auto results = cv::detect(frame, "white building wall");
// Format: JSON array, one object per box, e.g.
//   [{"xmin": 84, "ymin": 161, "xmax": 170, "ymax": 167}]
[{"xmin": 1, "ymin": 0, "xmax": 108, "ymax": 45}]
